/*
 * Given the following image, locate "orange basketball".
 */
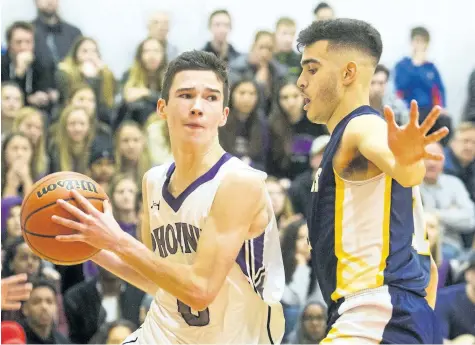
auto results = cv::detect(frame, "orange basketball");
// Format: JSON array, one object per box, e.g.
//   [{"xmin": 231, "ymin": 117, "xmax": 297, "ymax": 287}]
[{"xmin": 20, "ymin": 171, "xmax": 108, "ymax": 265}]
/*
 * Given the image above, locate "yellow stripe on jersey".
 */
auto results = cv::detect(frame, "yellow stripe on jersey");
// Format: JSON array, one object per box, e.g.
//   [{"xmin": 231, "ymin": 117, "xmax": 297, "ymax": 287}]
[
  {"xmin": 376, "ymin": 175, "xmax": 392, "ymax": 286},
  {"xmin": 331, "ymin": 173, "xmax": 392, "ymax": 302}
]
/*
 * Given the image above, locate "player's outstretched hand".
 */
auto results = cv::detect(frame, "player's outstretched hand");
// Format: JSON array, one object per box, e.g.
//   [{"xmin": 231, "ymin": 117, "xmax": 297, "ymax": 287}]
[
  {"xmin": 384, "ymin": 100, "xmax": 449, "ymax": 166},
  {"xmin": 52, "ymin": 189, "xmax": 127, "ymax": 251},
  {"xmin": 1, "ymin": 274, "xmax": 32, "ymax": 310}
]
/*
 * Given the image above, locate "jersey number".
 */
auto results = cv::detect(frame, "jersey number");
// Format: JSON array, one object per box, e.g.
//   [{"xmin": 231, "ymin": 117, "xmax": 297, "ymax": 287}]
[{"xmin": 177, "ymin": 300, "xmax": 210, "ymax": 327}]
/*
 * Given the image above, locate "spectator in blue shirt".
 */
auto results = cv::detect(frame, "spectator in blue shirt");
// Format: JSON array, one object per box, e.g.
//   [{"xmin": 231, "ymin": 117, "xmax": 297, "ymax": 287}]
[{"xmin": 394, "ymin": 27, "xmax": 446, "ymax": 114}]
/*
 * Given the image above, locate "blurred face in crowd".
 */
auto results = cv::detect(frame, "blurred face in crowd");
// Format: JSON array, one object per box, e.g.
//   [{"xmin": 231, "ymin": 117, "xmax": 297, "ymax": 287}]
[
  {"xmin": 22, "ymin": 286, "xmax": 57, "ymax": 330},
  {"xmin": 76, "ymin": 39, "xmax": 100, "ymax": 64},
  {"xmin": 66, "ymin": 109, "xmax": 90, "ymax": 143},
  {"xmin": 1, "ymin": 85, "xmax": 23, "ymax": 119},
  {"xmin": 4, "ymin": 135, "xmax": 33, "ymax": 168},
  {"xmin": 148, "ymin": 12, "xmax": 170, "ymax": 42},
  {"xmin": 301, "ymin": 303, "xmax": 327, "ymax": 343},
  {"xmin": 266, "ymin": 179, "xmax": 286, "ymax": 216},
  {"xmin": 6, "ymin": 206, "xmax": 22, "ymax": 239},
  {"xmin": 232, "ymin": 81, "xmax": 258, "ymax": 115},
  {"xmin": 35, "ymin": 0, "xmax": 59, "ymax": 17},
  {"xmin": 209, "ymin": 12, "xmax": 231, "ymax": 44},
  {"xmin": 296, "ymin": 224, "xmax": 310, "ymax": 259},
  {"xmin": 315, "ymin": 7, "xmax": 334, "ymax": 21},
  {"xmin": 113, "ymin": 178, "xmax": 138, "ymax": 212},
  {"xmin": 411, "ymin": 35, "xmax": 429, "ymax": 55},
  {"xmin": 279, "ymin": 83, "xmax": 304, "ymax": 120},
  {"xmin": 252, "ymin": 33, "xmax": 274, "ymax": 64},
  {"xmin": 370, "ymin": 71, "xmax": 388, "ymax": 100},
  {"xmin": 11, "ymin": 243, "xmax": 41, "ymax": 276},
  {"xmin": 90, "ymin": 158, "xmax": 115, "ymax": 183},
  {"xmin": 118, "ymin": 125, "xmax": 145, "ymax": 162},
  {"xmin": 158, "ymin": 70, "xmax": 229, "ymax": 148},
  {"xmin": 9, "ymin": 28, "xmax": 34, "ymax": 56},
  {"xmin": 298, "ymin": 40, "xmax": 343, "ymax": 124},
  {"xmin": 424, "ymin": 143, "xmax": 445, "ymax": 184},
  {"xmin": 70, "ymin": 88, "xmax": 96, "ymax": 117},
  {"xmin": 18, "ymin": 112, "xmax": 43, "ymax": 146},
  {"xmin": 450, "ymin": 128, "xmax": 475, "ymax": 166},
  {"xmin": 141, "ymin": 38, "xmax": 164, "ymax": 72},
  {"xmin": 424, "ymin": 212, "xmax": 440, "ymax": 254},
  {"xmin": 107, "ymin": 325, "xmax": 133, "ymax": 345},
  {"xmin": 275, "ymin": 23, "xmax": 296, "ymax": 53}
]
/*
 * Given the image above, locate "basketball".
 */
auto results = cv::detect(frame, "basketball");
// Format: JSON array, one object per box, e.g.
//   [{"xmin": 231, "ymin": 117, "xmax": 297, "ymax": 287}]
[{"xmin": 20, "ymin": 171, "xmax": 108, "ymax": 265}]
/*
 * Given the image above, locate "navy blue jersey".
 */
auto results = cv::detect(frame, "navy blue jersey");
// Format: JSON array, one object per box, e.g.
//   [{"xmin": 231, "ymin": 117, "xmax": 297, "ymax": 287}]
[{"xmin": 308, "ymin": 105, "xmax": 431, "ymax": 308}]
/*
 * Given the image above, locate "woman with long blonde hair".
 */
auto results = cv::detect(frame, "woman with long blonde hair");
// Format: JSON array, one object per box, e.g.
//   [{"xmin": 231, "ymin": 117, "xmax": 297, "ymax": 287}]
[
  {"xmin": 49, "ymin": 105, "xmax": 96, "ymax": 174},
  {"xmin": 116, "ymin": 37, "xmax": 167, "ymax": 127},
  {"xmin": 56, "ymin": 36, "xmax": 116, "ymax": 109},
  {"xmin": 144, "ymin": 112, "xmax": 172, "ymax": 166},
  {"xmin": 114, "ymin": 121, "xmax": 151, "ymax": 186},
  {"xmin": 12, "ymin": 107, "xmax": 48, "ymax": 179}
]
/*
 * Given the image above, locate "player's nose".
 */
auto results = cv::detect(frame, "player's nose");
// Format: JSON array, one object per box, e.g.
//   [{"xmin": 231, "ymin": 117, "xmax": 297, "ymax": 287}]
[{"xmin": 190, "ymin": 97, "xmax": 204, "ymax": 116}]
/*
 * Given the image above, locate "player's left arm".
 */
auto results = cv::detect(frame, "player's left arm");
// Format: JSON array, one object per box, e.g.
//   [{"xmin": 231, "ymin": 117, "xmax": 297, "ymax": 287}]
[
  {"xmin": 425, "ymin": 254, "xmax": 438, "ymax": 309},
  {"xmin": 345, "ymin": 115, "xmax": 426, "ymax": 187},
  {"xmin": 114, "ymin": 171, "xmax": 267, "ymax": 311},
  {"xmin": 345, "ymin": 102, "xmax": 448, "ymax": 188}
]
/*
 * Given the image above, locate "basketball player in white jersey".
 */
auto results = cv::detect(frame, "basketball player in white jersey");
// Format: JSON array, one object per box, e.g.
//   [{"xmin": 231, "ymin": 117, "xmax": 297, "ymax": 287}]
[{"xmin": 51, "ymin": 50, "xmax": 286, "ymax": 344}]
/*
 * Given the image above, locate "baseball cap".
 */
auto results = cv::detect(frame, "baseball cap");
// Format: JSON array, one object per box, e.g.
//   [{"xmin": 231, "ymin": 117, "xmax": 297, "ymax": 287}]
[
  {"xmin": 310, "ymin": 135, "xmax": 330, "ymax": 156},
  {"xmin": 89, "ymin": 139, "xmax": 114, "ymax": 166}
]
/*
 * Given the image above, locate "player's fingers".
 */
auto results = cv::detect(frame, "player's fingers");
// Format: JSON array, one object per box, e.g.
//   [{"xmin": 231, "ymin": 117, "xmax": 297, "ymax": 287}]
[
  {"xmin": 51, "ymin": 215, "xmax": 86, "ymax": 232},
  {"xmin": 383, "ymin": 106, "xmax": 398, "ymax": 129},
  {"xmin": 7, "ymin": 289, "xmax": 32, "ymax": 301},
  {"xmin": 420, "ymin": 105, "xmax": 442, "ymax": 135},
  {"xmin": 1, "ymin": 273, "xmax": 28, "ymax": 285},
  {"xmin": 57, "ymin": 199, "xmax": 89, "ymax": 221},
  {"xmin": 424, "ymin": 126, "xmax": 449, "ymax": 144},
  {"xmin": 2, "ymin": 302, "xmax": 22, "ymax": 310},
  {"xmin": 55, "ymin": 234, "xmax": 84, "ymax": 242},
  {"xmin": 8, "ymin": 282, "xmax": 32, "ymax": 295},
  {"xmin": 70, "ymin": 189, "xmax": 102, "ymax": 217},
  {"xmin": 423, "ymin": 152, "xmax": 444, "ymax": 161},
  {"xmin": 103, "ymin": 199, "xmax": 112, "ymax": 215},
  {"xmin": 408, "ymin": 100, "xmax": 419, "ymax": 126}
]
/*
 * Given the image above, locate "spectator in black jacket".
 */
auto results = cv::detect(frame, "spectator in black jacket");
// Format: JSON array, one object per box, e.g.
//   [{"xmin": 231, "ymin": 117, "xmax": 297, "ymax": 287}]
[
  {"xmin": 463, "ymin": 69, "xmax": 475, "ymax": 122},
  {"xmin": 1, "ymin": 21, "xmax": 55, "ymax": 110},
  {"xmin": 63, "ymin": 266, "xmax": 144, "ymax": 344}
]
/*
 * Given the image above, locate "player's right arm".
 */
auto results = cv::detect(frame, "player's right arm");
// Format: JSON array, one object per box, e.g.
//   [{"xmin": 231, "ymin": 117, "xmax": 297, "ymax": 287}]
[
  {"xmin": 345, "ymin": 101, "xmax": 448, "ymax": 187},
  {"xmin": 90, "ymin": 174, "xmax": 158, "ymax": 296}
]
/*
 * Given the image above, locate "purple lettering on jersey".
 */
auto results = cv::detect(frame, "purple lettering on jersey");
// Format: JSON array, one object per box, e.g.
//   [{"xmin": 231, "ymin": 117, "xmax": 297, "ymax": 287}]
[
  {"xmin": 165, "ymin": 224, "xmax": 178, "ymax": 254},
  {"xmin": 151, "ymin": 223, "xmax": 201, "ymax": 257}
]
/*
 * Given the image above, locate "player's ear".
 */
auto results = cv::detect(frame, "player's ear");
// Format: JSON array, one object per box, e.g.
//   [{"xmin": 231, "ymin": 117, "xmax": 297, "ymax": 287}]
[
  {"xmin": 219, "ymin": 106, "xmax": 230, "ymax": 127},
  {"xmin": 157, "ymin": 99, "xmax": 167, "ymax": 120},
  {"xmin": 342, "ymin": 61, "xmax": 357, "ymax": 86}
]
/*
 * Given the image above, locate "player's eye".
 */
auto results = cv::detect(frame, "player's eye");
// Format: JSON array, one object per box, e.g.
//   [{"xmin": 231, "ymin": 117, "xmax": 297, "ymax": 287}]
[
  {"xmin": 179, "ymin": 94, "xmax": 192, "ymax": 99},
  {"xmin": 207, "ymin": 95, "xmax": 218, "ymax": 101},
  {"xmin": 308, "ymin": 69, "xmax": 317, "ymax": 75}
]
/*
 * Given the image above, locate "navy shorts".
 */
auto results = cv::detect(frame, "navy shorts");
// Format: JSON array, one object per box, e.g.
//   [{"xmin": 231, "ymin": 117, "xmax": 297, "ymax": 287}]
[{"xmin": 322, "ymin": 285, "xmax": 442, "ymax": 344}]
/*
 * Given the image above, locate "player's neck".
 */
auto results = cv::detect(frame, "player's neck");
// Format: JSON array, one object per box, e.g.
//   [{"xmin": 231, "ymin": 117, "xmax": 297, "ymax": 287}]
[
  {"xmin": 170, "ymin": 138, "xmax": 225, "ymax": 191},
  {"xmin": 326, "ymin": 88, "xmax": 370, "ymax": 133}
]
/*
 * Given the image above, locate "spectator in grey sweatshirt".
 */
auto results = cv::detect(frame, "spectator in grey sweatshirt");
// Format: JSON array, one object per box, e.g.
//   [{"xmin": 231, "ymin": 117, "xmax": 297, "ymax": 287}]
[
  {"xmin": 420, "ymin": 143, "xmax": 475, "ymax": 260},
  {"xmin": 370, "ymin": 64, "xmax": 408, "ymax": 125},
  {"xmin": 280, "ymin": 219, "xmax": 324, "ymax": 342}
]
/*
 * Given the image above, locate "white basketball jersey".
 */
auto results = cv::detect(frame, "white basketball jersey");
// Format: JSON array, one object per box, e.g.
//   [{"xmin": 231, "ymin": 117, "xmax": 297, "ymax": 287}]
[{"xmin": 138, "ymin": 153, "xmax": 285, "ymax": 344}]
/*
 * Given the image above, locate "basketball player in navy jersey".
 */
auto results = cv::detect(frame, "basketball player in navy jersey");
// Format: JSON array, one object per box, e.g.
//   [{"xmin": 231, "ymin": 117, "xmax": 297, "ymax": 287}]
[
  {"xmin": 296, "ymin": 19, "xmax": 448, "ymax": 344},
  {"xmin": 50, "ymin": 51, "xmax": 285, "ymax": 344}
]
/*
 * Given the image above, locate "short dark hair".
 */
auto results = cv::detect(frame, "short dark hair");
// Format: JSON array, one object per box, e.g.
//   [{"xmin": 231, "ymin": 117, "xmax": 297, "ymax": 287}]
[
  {"xmin": 297, "ymin": 18, "xmax": 383, "ymax": 65},
  {"xmin": 411, "ymin": 26, "xmax": 430, "ymax": 42},
  {"xmin": 313, "ymin": 2, "xmax": 332, "ymax": 15},
  {"xmin": 6, "ymin": 21, "xmax": 34, "ymax": 44},
  {"xmin": 208, "ymin": 9, "xmax": 231, "ymax": 27},
  {"xmin": 375, "ymin": 64, "xmax": 390, "ymax": 79},
  {"xmin": 30, "ymin": 278, "xmax": 58, "ymax": 295},
  {"xmin": 161, "ymin": 50, "xmax": 230, "ymax": 107}
]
